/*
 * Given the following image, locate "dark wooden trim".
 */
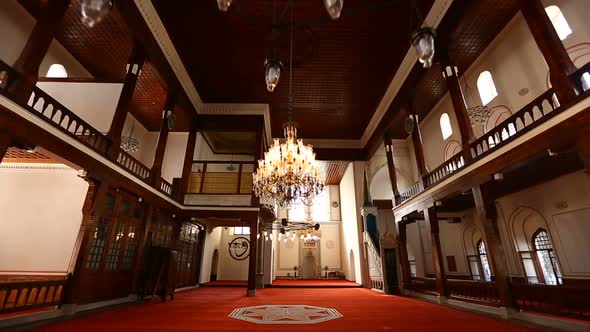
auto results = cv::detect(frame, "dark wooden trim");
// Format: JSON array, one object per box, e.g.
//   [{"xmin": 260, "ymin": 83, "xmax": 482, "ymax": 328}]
[
  {"xmin": 314, "ymin": 148, "xmax": 366, "ymax": 161},
  {"xmin": 398, "ymin": 222, "xmax": 412, "ymax": 288},
  {"xmin": 37, "ymin": 77, "xmax": 125, "ymax": 84},
  {"xmin": 373, "ymin": 199, "xmax": 393, "ymax": 210},
  {"xmin": 410, "ymin": 107, "xmax": 427, "ymax": 177},
  {"xmin": 247, "ymin": 218, "xmax": 259, "ymax": 294},
  {"xmin": 424, "ymin": 206, "xmax": 448, "ymax": 296},
  {"xmin": 384, "ymin": 134, "xmax": 400, "ymax": 197},
  {"xmin": 181, "ymin": 128, "xmax": 197, "ymax": 193},
  {"xmin": 151, "ymin": 93, "xmax": 176, "ymax": 183},
  {"xmin": 192, "ymin": 160, "xmax": 255, "ymax": 165},
  {"xmin": 0, "ymin": 132, "xmax": 11, "ymax": 163}
]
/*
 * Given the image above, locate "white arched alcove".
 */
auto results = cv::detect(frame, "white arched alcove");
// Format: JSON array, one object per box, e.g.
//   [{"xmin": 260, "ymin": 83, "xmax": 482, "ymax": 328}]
[{"xmin": 369, "ymin": 165, "xmax": 411, "ymax": 199}]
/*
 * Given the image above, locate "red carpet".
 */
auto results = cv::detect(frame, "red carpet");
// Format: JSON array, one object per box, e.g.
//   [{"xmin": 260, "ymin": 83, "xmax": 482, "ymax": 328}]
[
  {"xmin": 30, "ymin": 287, "xmax": 541, "ymax": 332},
  {"xmin": 270, "ymin": 279, "xmax": 361, "ymax": 288},
  {"xmin": 201, "ymin": 280, "xmax": 247, "ymax": 287}
]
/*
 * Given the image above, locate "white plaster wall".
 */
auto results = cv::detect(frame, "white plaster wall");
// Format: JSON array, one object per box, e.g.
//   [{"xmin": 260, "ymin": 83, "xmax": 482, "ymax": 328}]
[
  {"xmin": 439, "ymin": 221, "xmax": 470, "ymax": 276},
  {"xmin": 121, "ymin": 113, "xmax": 159, "ymax": 167},
  {"xmin": 0, "ymin": 164, "xmax": 88, "ymax": 276},
  {"xmin": 194, "ymin": 133, "xmax": 254, "ymax": 162},
  {"xmin": 329, "ymin": 185, "xmax": 341, "ymax": 221},
  {"xmin": 217, "ymin": 227, "xmax": 249, "ymax": 280},
  {"xmin": 339, "ymin": 162, "xmax": 363, "ymax": 283},
  {"xmin": 199, "ymin": 226, "xmax": 222, "ymax": 283},
  {"xmin": 35, "ymin": 82, "xmax": 123, "ymax": 133},
  {"xmin": 496, "ymin": 171, "xmax": 590, "ymax": 279},
  {"xmin": 406, "ymin": 222, "xmax": 425, "ymax": 277},
  {"xmin": 161, "ymin": 132, "xmax": 189, "ymax": 183},
  {"xmin": 0, "ymin": 0, "xmax": 91, "ymax": 78}
]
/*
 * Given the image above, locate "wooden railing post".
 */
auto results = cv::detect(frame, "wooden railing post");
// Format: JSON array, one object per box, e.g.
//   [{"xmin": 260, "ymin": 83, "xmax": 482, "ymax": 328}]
[
  {"xmin": 520, "ymin": 0, "xmax": 577, "ymax": 104},
  {"xmin": 151, "ymin": 93, "xmax": 176, "ymax": 184},
  {"xmin": 472, "ymin": 185, "xmax": 514, "ymax": 308},
  {"xmin": 384, "ymin": 134, "xmax": 400, "ymax": 201},
  {"xmin": 423, "ymin": 206, "xmax": 448, "ymax": 298},
  {"xmin": 10, "ymin": 0, "xmax": 70, "ymax": 102},
  {"xmin": 440, "ymin": 52, "xmax": 475, "ymax": 162},
  {"xmin": 107, "ymin": 43, "xmax": 146, "ymax": 158}
]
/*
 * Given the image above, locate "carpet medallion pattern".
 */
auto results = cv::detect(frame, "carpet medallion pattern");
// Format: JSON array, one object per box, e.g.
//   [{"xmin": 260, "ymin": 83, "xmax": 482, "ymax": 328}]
[{"xmin": 229, "ymin": 305, "xmax": 343, "ymax": 324}]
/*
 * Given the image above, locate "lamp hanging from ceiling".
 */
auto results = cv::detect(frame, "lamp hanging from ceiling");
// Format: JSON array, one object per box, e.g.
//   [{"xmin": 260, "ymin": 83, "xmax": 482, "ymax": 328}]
[
  {"xmin": 253, "ymin": 2, "xmax": 325, "ymax": 209},
  {"xmin": 120, "ymin": 120, "xmax": 140, "ymax": 153},
  {"xmin": 408, "ymin": 0, "xmax": 436, "ymax": 68},
  {"xmin": 264, "ymin": 59, "xmax": 283, "ymax": 92},
  {"xmin": 217, "ymin": 0, "xmax": 232, "ymax": 12},
  {"xmin": 324, "ymin": 0, "xmax": 344, "ymax": 20},
  {"xmin": 80, "ymin": 0, "xmax": 113, "ymax": 28}
]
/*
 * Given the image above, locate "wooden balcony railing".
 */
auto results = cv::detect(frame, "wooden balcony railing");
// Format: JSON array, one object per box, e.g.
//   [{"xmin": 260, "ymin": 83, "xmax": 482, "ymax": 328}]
[
  {"xmin": 158, "ymin": 178, "xmax": 173, "ymax": 196},
  {"xmin": 407, "ymin": 277, "xmax": 437, "ymax": 294},
  {"xmin": 447, "ymin": 279, "xmax": 500, "ymax": 305},
  {"xmin": 513, "ymin": 284, "xmax": 590, "ymax": 320},
  {"xmin": 0, "ymin": 60, "xmax": 20, "ymax": 91},
  {"xmin": 115, "ymin": 150, "xmax": 152, "ymax": 182},
  {"xmin": 397, "ymin": 181, "xmax": 423, "ymax": 205},
  {"xmin": 470, "ymin": 89, "xmax": 558, "ymax": 160},
  {"xmin": 424, "ymin": 151, "xmax": 466, "ymax": 188},
  {"xmin": 0, "ymin": 279, "xmax": 66, "ymax": 314},
  {"xmin": 188, "ymin": 160, "xmax": 255, "ymax": 194},
  {"xmin": 571, "ymin": 62, "xmax": 590, "ymax": 94}
]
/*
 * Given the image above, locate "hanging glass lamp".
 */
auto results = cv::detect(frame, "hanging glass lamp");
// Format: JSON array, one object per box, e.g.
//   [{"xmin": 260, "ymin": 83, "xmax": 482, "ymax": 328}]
[
  {"xmin": 264, "ymin": 59, "xmax": 283, "ymax": 93},
  {"xmin": 411, "ymin": 27, "xmax": 437, "ymax": 68},
  {"xmin": 217, "ymin": 0, "xmax": 232, "ymax": 12},
  {"xmin": 80, "ymin": 0, "xmax": 113, "ymax": 28},
  {"xmin": 324, "ymin": 0, "xmax": 343, "ymax": 20}
]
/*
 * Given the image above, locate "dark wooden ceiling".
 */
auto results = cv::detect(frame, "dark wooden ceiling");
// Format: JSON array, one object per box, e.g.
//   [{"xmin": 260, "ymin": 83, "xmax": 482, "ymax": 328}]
[
  {"xmin": 151, "ymin": 0, "xmax": 434, "ymax": 139},
  {"xmin": 19, "ymin": 0, "xmax": 193, "ymax": 131}
]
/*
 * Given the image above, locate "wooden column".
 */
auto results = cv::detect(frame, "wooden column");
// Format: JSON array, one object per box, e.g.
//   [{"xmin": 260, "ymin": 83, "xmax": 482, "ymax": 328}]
[
  {"xmin": 384, "ymin": 134, "xmax": 400, "ymax": 200},
  {"xmin": 256, "ymin": 230, "xmax": 265, "ymax": 288},
  {"xmin": 520, "ymin": 0, "xmax": 577, "ymax": 103},
  {"xmin": 180, "ymin": 123, "xmax": 197, "ymax": 194},
  {"xmin": 131, "ymin": 205, "xmax": 154, "ymax": 292},
  {"xmin": 10, "ymin": 0, "xmax": 70, "ymax": 102},
  {"xmin": 472, "ymin": 185, "xmax": 514, "ymax": 308},
  {"xmin": 151, "ymin": 93, "xmax": 176, "ymax": 184},
  {"xmin": 576, "ymin": 131, "xmax": 590, "ymax": 175},
  {"xmin": 423, "ymin": 206, "xmax": 448, "ymax": 297},
  {"xmin": 63, "ymin": 179, "xmax": 109, "ymax": 304},
  {"xmin": 397, "ymin": 221, "xmax": 412, "ymax": 288},
  {"xmin": 440, "ymin": 56, "xmax": 475, "ymax": 159},
  {"xmin": 409, "ymin": 108, "xmax": 427, "ymax": 177},
  {"xmin": 193, "ymin": 227, "xmax": 206, "ymax": 285},
  {"xmin": 107, "ymin": 44, "xmax": 146, "ymax": 157},
  {"xmin": 0, "ymin": 132, "xmax": 11, "ymax": 164},
  {"xmin": 247, "ymin": 217, "xmax": 259, "ymax": 296}
]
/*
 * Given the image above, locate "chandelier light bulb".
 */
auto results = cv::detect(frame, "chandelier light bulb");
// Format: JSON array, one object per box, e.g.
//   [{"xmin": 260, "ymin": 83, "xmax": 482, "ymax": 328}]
[
  {"xmin": 324, "ymin": 0, "xmax": 343, "ymax": 20},
  {"xmin": 264, "ymin": 59, "xmax": 283, "ymax": 92},
  {"xmin": 411, "ymin": 27, "xmax": 437, "ymax": 69},
  {"xmin": 217, "ymin": 0, "xmax": 232, "ymax": 12},
  {"xmin": 80, "ymin": 0, "xmax": 113, "ymax": 28}
]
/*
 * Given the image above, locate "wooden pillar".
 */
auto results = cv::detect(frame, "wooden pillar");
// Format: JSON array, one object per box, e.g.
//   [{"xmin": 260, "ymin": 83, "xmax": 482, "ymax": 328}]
[
  {"xmin": 256, "ymin": 230, "xmax": 265, "ymax": 288},
  {"xmin": 0, "ymin": 132, "xmax": 11, "ymax": 163},
  {"xmin": 397, "ymin": 221, "xmax": 412, "ymax": 288},
  {"xmin": 180, "ymin": 123, "xmax": 197, "ymax": 194},
  {"xmin": 440, "ymin": 55, "xmax": 474, "ymax": 160},
  {"xmin": 193, "ymin": 227, "xmax": 206, "ymax": 285},
  {"xmin": 384, "ymin": 134, "xmax": 400, "ymax": 200},
  {"xmin": 472, "ymin": 185, "xmax": 514, "ymax": 308},
  {"xmin": 247, "ymin": 217, "xmax": 259, "ymax": 296},
  {"xmin": 10, "ymin": 0, "xmax": 70, "ymax": 102},
  {"xmin": 63, "ymin": 179, "xmax": 109, "ymax": 304},
  {"xmin": 423, "ymin": 206, "xmax": 448, "ymax": 297},
  {"xmin": 577, "ymin": 131, "xmax": 590, "ymax": 175},
  {"xmin": 520, "ymin": 0, "xmax": 577, "ymax": 103},
  {"xmin": 131, "ymin": 205, "xmax": 154, "ymax": 292},
  {"xmin": 151, "ymin": 93, "xmax": 176, "ymax": 184},
  {"xmin": 107, "ymin": 43, "xmax": 146, "ymax": 157},
  {"xmin": 409, "ymin": 108, "xmax": 427, "ymax": 177}
]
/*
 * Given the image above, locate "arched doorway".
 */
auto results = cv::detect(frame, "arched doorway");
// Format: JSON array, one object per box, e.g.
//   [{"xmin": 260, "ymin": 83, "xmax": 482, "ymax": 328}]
[
  {"xmin": 349, "ymin": 250, "xmax": 356, "ymax": 281},
  {"xmin": 210, "ymin": 249, "xmax": 219, "ymax": 281}
]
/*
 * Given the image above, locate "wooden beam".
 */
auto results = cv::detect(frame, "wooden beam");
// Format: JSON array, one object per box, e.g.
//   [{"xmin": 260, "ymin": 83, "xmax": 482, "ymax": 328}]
[
  {"xmin": 440, "ymin": 54, "xmax": 474, "ymax": 159},
  {"xmin": 107, "ymin": 43, "xmax": 146, "ymax": 157},
  {"xmin": 152, "ymin": 93, "xmax": 176, "ymax": 183},
  {"xmin": 520, "ymin": 0, "xmax": 577, "ymax": 103},
  {"xmin": 195, "ymin": 114, "xmax": 264, "ymax": 132},
  {"xmin": 410, "ymin": 109, "xmax": 427, "ymax": 177},
  {"xmin": 10, "ymin": 0, "xmax": 70, "ymax": 102},
  {"xmin": 397, "ymin": 221, "xmax": 412, "ymax": 288},
  {"xmin": 472, "ymin": 185, "xmax": 513, "ymax": 308},
  {"xmin": 423, "ymin": 206, "xmax": 448, "ymax": 297},
  {"xmin": 314, "ymin": 148, "xmax": 365, "ymax": 161},
  {"xmin": 181, "ymin": 124, "xmax": 197, "ymax": 194},
  {"xmin": 384, "ymin": 134, "xmax": 400, "ymax": 198}
]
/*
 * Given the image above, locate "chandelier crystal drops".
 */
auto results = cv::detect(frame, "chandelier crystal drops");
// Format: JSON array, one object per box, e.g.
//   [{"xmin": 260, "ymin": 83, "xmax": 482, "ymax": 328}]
[
  {"xmin": 253, "ymin": 123, "xmax": 325, "ymax": 208},
  {"xmin": 324, "ymin": 0, "xmax": 344, "ymax": 20},
  {"xmin": 80, "ymin": 0, "xmax": 112, "ymax": 28}
]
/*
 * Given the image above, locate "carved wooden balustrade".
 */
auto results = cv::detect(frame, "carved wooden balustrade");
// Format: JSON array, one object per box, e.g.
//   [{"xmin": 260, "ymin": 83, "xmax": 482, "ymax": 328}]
[
  {"xmin": 424, "ymin": 151, "xmax": 466, "ymax": 188},
  {"xmin": 0, "ymin": 60, "xmax": 20, "ymax": 91},
  {"xmin": 397, "ymin": 181, "xmax": 423, "ymax": 205},
  {"xmin": 26, "ymin": 88, "xmax": 112, "ymax": 155},
  {"xmin": 571, "ymin": 62, "xmax": 590, "ymax": 94},
  {"xmin": 513, "ymin": 284, "xmax": 590, "ymax": 320},
  {"xmin": 447, "ymin": 279, "xmax": 500, "ymax": 305},
  {"xmin": 370, "ymin": 276, "xmax": 385, "ymax": 292},
  {"xmin": 115, "ymin": 150, "xmax": 152, "ymax": 182},
  {"xmin": 0, "ymin": 279, "xmax": 66, "ymax": 314},
  {"xmin": 158, "ymin": 178, "xmax": 173, "ymax": 196},
  {"xmin": 470, "ymin": 89, "xmax": 558, "ymax": 160},
  {"xmin": 407, "ymin": 277, "xmax": 437, "ymax": 294}
]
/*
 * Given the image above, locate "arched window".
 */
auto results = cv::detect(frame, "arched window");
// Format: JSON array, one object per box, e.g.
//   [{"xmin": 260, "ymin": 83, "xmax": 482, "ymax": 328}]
[
  {"xmin": 439, "ymin": 113, "xmax": 453, "ymax": 140},
  {"xmin": 46, "ymin": 64, "xmax": 68, "ymax": 78},
  {"xmin": 477, "ymin": 239, "xmax": 492, "ymax": 281},
  {"xmin": 545, "ymin": 6, "xmax": 572, "ymax": 41},
  {"xmin": 477, "ymin": 71, "xmax": 498, "ymax": 106},
  {"xmin": 533, "ymin": 229, "xmax": 562, "ymax": 285},
  {"xmin": 582, "ymin": 72, "xmax": 590, "ymax": 92}
]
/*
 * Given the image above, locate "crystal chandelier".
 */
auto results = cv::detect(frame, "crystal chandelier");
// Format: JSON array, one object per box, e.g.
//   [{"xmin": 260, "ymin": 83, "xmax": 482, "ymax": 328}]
[
  {"xmin": 120, "ymin": 121, "xmax": 140, "ymax": 153},
  {"xmin": 253, "ymin": 5, "xmax": 325, "ymax": 208},
  {"xmin": 80, "ymin": 0, "xmax": 112, "ymax": 28}
]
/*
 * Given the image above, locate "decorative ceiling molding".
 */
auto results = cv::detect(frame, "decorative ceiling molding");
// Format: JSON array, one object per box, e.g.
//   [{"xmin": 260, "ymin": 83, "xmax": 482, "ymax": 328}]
[
  {"xmin": 360, "ymin": 0, "xmax": 454, "ymax": 147},
  {"xmin": 135, "ymin": 0, "xmax": 452, "ymax": 151}
]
